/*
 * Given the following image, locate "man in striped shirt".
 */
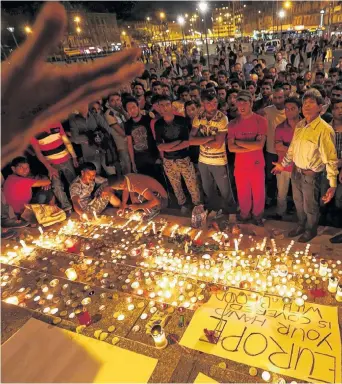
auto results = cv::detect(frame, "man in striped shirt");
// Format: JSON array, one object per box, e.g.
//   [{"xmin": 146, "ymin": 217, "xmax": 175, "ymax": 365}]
[{"xmin": 31, "ymin": 122, "xmax": 78, "ymax": 211}]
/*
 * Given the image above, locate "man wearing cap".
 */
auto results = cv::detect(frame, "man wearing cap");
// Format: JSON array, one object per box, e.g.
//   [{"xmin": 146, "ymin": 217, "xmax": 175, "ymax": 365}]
[
  {"xmin": 190, "ymin": 90, "xmax": 236, "ymax": 218},
  {"xmin": 272, "ymin": 89, "xmax": 338, "ymax": 242},
  {"xmin": 228, "ymin": 90, "xmax": 268, "ymax": 226}
]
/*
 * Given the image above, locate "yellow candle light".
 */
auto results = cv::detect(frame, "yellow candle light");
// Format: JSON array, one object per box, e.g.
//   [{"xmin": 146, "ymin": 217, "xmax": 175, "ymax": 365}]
[
  {"xmin": 328, "ymin": 277, "xmax": 339, "ymax": 293},
  {"xmin": 4, "ymin": 296, "xmax": 19, "ymax": 305},
  {"xmin": 65, "ymin": 268, "xmax": 77, "ymax": 281},
  {"xmin": 151, "ymin": 324, "xmax": 168, "ymax": 349},
  {"xmin": 335, "ymin": 284, "xmax": 342, "ymax": 302}
]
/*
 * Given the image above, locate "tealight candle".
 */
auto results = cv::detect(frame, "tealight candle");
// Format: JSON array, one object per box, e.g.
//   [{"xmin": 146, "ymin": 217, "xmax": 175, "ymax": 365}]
[
  {"xmin": 4, "ymin": 296, "xmax": 19, "ymax": 305},
  {"xmin": 151, "ymin": 324, "xmax": 168, "ymax": 349},
  {"xmin": 328, "ymin": 277, "xmax": 339, "ymax": 293},
  {"xmin": 65, "ymin": 268, "xmax": 77, "ymax": 281},
  {"xmin": 319, "ymin": 259, "xmax": 328, "ymax": 277},
  {"xmin": 262, "ymin": 371, "xmax": 271, "ymax": 382},
  {"xmin": 335, "ymin": 284, "xmax": 342, "ymax": 302}
]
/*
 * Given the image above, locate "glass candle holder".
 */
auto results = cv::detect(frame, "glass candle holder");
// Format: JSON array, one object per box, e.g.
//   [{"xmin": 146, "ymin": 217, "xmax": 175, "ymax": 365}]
[
  {"xmin": 319, "ymin": 259, "xmax": 328, "ymax": 277},
  {"xmin": 328, "ymin": 277, "xmax": 339, "ymax": 293},
  {"xmin": 335, "ymin": 284, "xmax": 342, "ymax": 302},
  {"xmin": 151, "ymin": 324, "xmax": 168, "ymax": 349}
]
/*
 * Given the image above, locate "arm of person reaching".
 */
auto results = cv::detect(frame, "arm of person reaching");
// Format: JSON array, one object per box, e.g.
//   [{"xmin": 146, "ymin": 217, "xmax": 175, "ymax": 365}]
[
  {"xmin": 71, "ymin": 196, "xmax": 85, "ymax": 217},
  {"xmin": 128, "ymin": 189, "xmax": 160, "ymax": 211},
  {"xmin": 31, "ymin": 178, "xmax": 51, "ymax": 188},
  {"xmin": 61, "ymin": 131, "xmax": 78, "ymax": 168},
  {"xmin": 31, "ymin": 140, "xmax": 59, "ymax": 179},
  {"xmin": 127, "ymin": 136, "xmax": 137, "ymax": 173}
]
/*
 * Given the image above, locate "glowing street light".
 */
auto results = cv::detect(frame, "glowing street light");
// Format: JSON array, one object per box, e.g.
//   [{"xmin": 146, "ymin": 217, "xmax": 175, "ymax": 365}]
[
  {"xmin": 146, "ymin": 17, "xmax": 151, "ymax": 21},
  {"xmin": 121, "ymin": 31, "xmax": 127, "ymax": 36},
  {"xmin": 74, "ymin": 16, "xmax": 81, "ymax": 23},
  {"xmin": 279, "ymin": 9, "xmax": 285, "ymax": 34},
  {"xmin": 24, "ymin": 26, "xmax": 32, "ymax": 34},
  {"xmin": 160, "ymin": 12, "xmax": 165, "ymax": 19},
  {"xmin": 76, "ymin": 26, "xmax": 81, "ymax": 34},
  {"xmin": 7, "ymin": 26, "xmax": 18, "ymax": 47},
  {"xmin": 198, "ymin": 2, "xmax": 208, "ymax": 13},
  {"xmin": 320, "ymin": 9, "xmax": 325, "ymax": 28},
  {"xmin": 284, "ymin": 1, "xmax": 291, "ymax": 9},
  {"xmin": 177, "ymin": 16, "xmax": 185, "ymax": 26}
]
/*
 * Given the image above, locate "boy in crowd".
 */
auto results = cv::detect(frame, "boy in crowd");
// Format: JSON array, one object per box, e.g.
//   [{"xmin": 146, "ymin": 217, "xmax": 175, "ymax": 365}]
[{"xmin": 3, "ymin": 157, "xmax": 54, "ymax": 216}]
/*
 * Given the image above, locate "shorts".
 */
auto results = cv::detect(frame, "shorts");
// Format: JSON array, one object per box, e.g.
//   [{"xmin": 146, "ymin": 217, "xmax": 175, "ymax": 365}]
[{"xmin": 137, "ymin": 192, "xmax": 168, "ymax": 219}]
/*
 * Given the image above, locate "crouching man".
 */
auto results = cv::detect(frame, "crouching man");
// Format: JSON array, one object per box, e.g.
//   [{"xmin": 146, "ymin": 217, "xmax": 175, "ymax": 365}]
[
  {"xmin": 111, "ymin": 173, "xmax": 168, "ymax": 219},
  {"xmin": 70, "ymin": 162, "xmax": 120, "ymax": 219}
]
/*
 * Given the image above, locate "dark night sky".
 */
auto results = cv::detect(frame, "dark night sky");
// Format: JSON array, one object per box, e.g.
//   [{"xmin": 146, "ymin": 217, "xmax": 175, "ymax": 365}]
[{"xmin": 1, "ymin": 1, "xmax": 229, "ymax": 21}]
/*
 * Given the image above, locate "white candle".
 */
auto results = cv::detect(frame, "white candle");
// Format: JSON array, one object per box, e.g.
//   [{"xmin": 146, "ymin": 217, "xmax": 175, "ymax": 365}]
[
  {"xmin": 319, "ymin": 259, "xmax": 328, "ymax": 277},
  {"xmin": 38, "ymin": 226, "xmax": 44, "ymax": 235},
  {"xmin": 82, "ymin": 213, "xmax": 89, "ymax": 222},
  {"xmin": 335, "ymin": 284, "xmax": 342, "ymax": 302},
  {"xmin": 4, "ymin": 296, "xmax": 19, "ymax": 305},
  {"xmin": 328, "ymin": 277, "xmax": 339, "ymax": 293},
  {"xmin": 93, "ymin": 210, "xmax": 98, "ymax": 221},
  {"xmin": 151, "ymin": 324, "xmax": 168, "ymax": 349},
  {"xmin": 65, "ymin": 268, "xmax": 77, "ymax": 281}
]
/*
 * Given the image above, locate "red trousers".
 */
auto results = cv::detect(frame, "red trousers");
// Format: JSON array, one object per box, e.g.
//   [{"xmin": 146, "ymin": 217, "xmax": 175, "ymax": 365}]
[{"xmin": 234, "ymin": 166, "xmax": 265, "ymax": 219}]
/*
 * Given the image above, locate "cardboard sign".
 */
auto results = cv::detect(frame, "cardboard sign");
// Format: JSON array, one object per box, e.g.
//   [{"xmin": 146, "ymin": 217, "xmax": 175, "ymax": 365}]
[{"xmin": 181, "ymin": 288, "xmax": 341, "ymax": 383}]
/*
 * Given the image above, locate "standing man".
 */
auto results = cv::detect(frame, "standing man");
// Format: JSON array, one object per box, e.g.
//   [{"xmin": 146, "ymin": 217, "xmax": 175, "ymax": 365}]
[
  {"xmin": 272, "ymin": 90, "xmax": 338, "ymax": 242},
  {"xmin": 123, "ymin": 97, "xmax": 159, "ymax": 178},
  {"xmin": 267, "ymin": 97, "xmax": 301, "ymax": 220},
  {"xmin": 262, "ymin": 88, "xmax": 286, "ymax": 207},
  {"xmin": 190, "ymin": 90, "xmax": 236, "ymax": 217},
  {"xmin": 228, "ymin": 90, "xmax": 267, "ymax": 225},
  {"xmin": 104, "ymin": 93, "xmax": 131, "ymax": 175},
  {"xmin": 31, "ymin": 121, "xmax": 78, "ymax": 212},
  {"xmin": 155, "ymin": 95, "xmax": 201, "ymax": 213}
]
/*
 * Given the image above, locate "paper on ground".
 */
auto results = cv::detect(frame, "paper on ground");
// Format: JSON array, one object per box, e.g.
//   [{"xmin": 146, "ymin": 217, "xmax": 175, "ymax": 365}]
[
  {"xmin": 1, "ymin": 318, "xmax": 157, "ymax": 383},
  {"xmin": 194, "ymin": 372, "xmax": 219, "ymax": 383}
]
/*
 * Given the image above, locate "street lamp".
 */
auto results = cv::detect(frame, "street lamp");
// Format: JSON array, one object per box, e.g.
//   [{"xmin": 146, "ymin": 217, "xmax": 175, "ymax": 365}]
[
  {"xmin": 159, "ymin": 12, "xmax": 166, "ymax": 45},
  {"xmin": 198, "ymin": 2, "xmax": 210, "ymax": 68},
  {"xmin": 279, "ymin": 9, "xmax": 285, "ymax": 35},
  {"xmin": 7, "ymin": 27, "xmax": 18, "ymax": 48},
  {"xmin": 24, "ymin": 26, "xmax": 32, "ymax": 34},
  {"xmin": 177, "ymin": 16, "xmax": 186, "ymax": 43},
  {"xmin": 320, "ymin": 9, "xmax": 325, "ymax": 28},
  {"xmin": 284, "ymin": 1, "xmax": 291, "ymax": 9}
]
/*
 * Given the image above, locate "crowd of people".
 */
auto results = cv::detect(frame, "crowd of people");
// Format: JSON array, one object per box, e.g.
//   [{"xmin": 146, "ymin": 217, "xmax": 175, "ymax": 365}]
[{"xmin": 2, "ymin": 35, "xmax": 342, "ymax": 244}]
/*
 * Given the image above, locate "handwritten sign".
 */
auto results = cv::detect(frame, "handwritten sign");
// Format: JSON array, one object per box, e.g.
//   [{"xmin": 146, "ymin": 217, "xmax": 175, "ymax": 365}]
[{"xmin": 180, "ymin": 288, "xmax": 341, "ymax": 383}]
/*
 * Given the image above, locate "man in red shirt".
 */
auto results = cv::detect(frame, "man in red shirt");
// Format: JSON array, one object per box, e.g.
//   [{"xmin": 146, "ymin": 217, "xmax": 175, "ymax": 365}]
[
  {"xmin": 3, "ymin": 157, "xmax": 53, "ymax": 215},
  {"xmin": 31, "ymin": 122, "xmax": 78, "ymax": 211},
  {"xmin": 228, "ymin": 90, "xmax": 268, "ymax": 226},
  {"xmin": 268, "ymin": 97, "xmax": 301, "ymax": 220}
]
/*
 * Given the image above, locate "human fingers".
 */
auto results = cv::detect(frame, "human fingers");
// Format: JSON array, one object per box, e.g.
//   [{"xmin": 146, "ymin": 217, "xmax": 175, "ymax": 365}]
[
  {"xmin": 66, "ymin": 48, "xmax": 142, "ymax": 88},
  {"xmin": 38, "ymin": 61, "xmax": 144, "ymax": 121},
  {"xmin": 13, "ymin": 2, "xmax": 66, "ymax": 68}
]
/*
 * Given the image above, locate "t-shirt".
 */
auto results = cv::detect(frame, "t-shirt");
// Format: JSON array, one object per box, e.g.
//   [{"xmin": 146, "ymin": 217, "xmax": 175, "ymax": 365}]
[
  {"xmin": 275, "ymin": 119, "xmax": 296, "ymax": 172},
  {"xmin": 124, "ymin": 115, "xmax": 158, "ymax": 159},
  {"xmin": 70, "ymin": 176, "xmax": 107, "ymax": 210},
  {"xmin": 263, "ymin": 105, "xmax": 286, "ymax": 154},
  {"xmin": 193, "ymin": 110, "xmax": 228, "ymax": 166},
  {"xmin": 31, "ymin": 123, "xmax": 70, "ymax": 165},
  {"xmin": 228, "ymin": 113, "xmax": 268, "ymax": 169},
  {"xmin": 3, "ymin": 174, "xmax": 36, "ymax": 214},
  {"xmin": 154, "ymin": 115, "xmax": 190, "ymax": 160}
]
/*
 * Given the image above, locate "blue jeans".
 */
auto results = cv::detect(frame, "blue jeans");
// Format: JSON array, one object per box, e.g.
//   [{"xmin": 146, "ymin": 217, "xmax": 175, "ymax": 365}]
[{"xmin": 52, "ymin": 160, "xmax": 76, "ymax": 210}]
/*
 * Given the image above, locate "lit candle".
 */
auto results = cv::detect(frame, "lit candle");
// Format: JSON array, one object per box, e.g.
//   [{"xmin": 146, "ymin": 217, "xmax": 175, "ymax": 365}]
[
  {"xmin": 4, "ymin": 296, "xmax": 19, "ymax": 305},
  {"xmin": 335, "ymin": 284, "xmax": 342, "ymax": 302},
  {"xmin": 81, "ymin": 213, "xmax": 89, "ymax": 222},
  {"xmin": 151, "ymin": 324, "xmax": 168, "ymax": 349},
  {"xmin": 295, "ymin": 297, "xmax": 304, "ymax": 307},
  {"xmin": 38, "ymin": 226, "xmax": 44, "ymax": 235},
  {"xmin": 328, "ymin": 277, "xmax": 339, "ymax": 293},
  {"xmin": 93, "ymin": 210, "xmax": 98, "ymax": 221},
  {"xmin": 319, "ymin": 259, "xmax": 328, "ymax": 277},
  {"xmin": 261, "ymin": 371, "xmax": 271, "ymax": 382},
  {"xmin": 152, "ymin": 222, "xmax": 156, "ymax": 235},
  {"xmin": 65, "ymin": 268, "xmax": 77, "ymax": 281}
]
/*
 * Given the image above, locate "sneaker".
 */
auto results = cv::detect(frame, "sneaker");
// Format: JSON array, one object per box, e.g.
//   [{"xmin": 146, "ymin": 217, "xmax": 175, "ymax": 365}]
[
  {"xmin": 266, "ymin": 213, "xmax": 283, "ymax": 221},
  {"xmin": 288, "ymin": 226, "xmax": 305, "ymax": 238},
  {"xmin": 298, "ymin": 231, "xmax": 317, "ymax": 243},
  {"xmin": 1, "ymin": 228, "xmax": 16, "ymax": 239},
  {"xmin": 1, "ymin": 218, "xmax": 29, "ymax": 229}
]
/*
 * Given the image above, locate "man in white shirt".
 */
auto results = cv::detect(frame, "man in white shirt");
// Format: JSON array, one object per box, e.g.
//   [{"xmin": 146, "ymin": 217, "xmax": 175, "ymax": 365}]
[
  {"xmin": 236, "ymin": 50, "xmax": 247, "ymax": 67},
  {"xmin": 274, "ymin": 52, "xmax": 287, "ymax": 73}
]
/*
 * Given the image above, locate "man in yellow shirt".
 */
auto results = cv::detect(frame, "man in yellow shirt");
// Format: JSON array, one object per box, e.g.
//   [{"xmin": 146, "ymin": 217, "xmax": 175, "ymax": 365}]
[{"xmin": 272, "ymin": 89, "xmax": 338, "ymax": 242}]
